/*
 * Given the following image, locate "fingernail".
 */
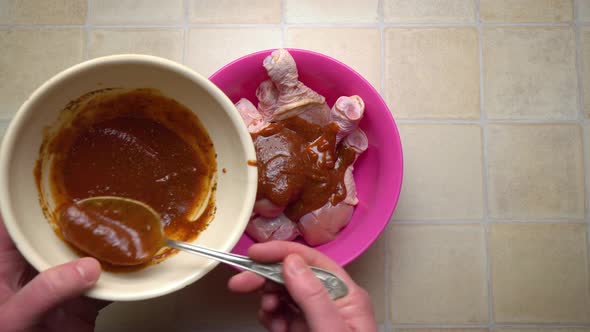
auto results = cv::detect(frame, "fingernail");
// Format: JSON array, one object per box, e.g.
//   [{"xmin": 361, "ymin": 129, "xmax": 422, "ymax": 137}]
[
  {"xmin": 287, "ymin": 254, "xmax": 307, "ymax": 276},
  {"xmin": 76, "ymin": 258, "xmax": 99, "ymax": 283}
]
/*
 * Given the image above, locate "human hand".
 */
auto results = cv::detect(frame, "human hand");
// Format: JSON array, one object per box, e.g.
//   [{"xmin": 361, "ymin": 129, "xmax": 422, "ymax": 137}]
[
  {"xmin": 0, "ymin": 216, "xmax": 107, "ymax": 332},
  {"xmin": 228, "ymin": 241, "xmax": 377, "ymax": 332}
]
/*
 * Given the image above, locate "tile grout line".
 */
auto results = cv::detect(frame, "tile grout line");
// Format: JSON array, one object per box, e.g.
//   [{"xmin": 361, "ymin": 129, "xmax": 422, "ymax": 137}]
[
  {"xmin": 0, "ymin": 22, "xmax": 581, "ymax": 30},
  {"xmin": 475, "ymin": 0, "xmax": 496, "ymax": 329},
  {"xmin": 574, "ymin": 0, "xmax": 590, "ymax": 315},
  {"xmin": 280, "ymin": 0, "xmax": 286, "ymax": 48},
  {"xmin": 377, "ymin": 1, "xmax": 392, "ymax": 329},
  {"xmin": 182, "ymin": 0, "xmax": 189, "ymax": 66},
  {"xmin": 84, "ymin": 0, "xmax": 92, "ymax": 60}
]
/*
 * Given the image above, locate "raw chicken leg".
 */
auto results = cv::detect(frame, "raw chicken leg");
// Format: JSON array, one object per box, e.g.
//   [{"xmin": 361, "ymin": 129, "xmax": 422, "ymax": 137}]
[
  {"xmin": 246, "ymin": 214, "xmax": 299, "ymax": 242},
  {"xmin": 253, "ymin": 198, "xmax": 284, "ymax": 218},
  {"xmin": 342, "ymin": 128, "xmax": 368, "ymax": 205},
  {"xmin": 330, "ymin": 96, "xmax": 365, "ymax": 144},
  {"xmin": 235, "ymin": 98, "xmax": 268, "ymax": 133},
  {"xmin": 298, "ymin": 202, "xmax": 354, "ymax": 246},
  {"xmin": 259, "ymin": 49, "xmax": 326, "ymax": 121},
  {"xmin": 298, "ymin": 128, "xmax": 368, "ymax": 244}
]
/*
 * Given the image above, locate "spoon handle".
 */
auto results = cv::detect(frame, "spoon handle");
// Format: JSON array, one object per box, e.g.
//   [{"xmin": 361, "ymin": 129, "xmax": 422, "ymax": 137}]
[{"xmin": 166, "ymin": 239, "xmax": 349, "ymax": 300}]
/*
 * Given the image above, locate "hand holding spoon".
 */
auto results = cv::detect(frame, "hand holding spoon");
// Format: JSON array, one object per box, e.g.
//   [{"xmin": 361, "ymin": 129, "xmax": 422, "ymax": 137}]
[{"xmin": 57, "ymin": 196, "xmax": 349, "ymax": 300}]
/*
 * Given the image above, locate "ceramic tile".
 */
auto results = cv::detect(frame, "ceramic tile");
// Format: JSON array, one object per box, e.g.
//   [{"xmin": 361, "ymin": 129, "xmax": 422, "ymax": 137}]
[
  {"xmin": 580, "ymin": 0, "xmax": 590, "ymax": 22},
  {"xmin": 345, "ymin": 234, "xmax": 386, "ymax": 324},
  {"xmin": 582, "ymin": 27, "xmax": 590, "ymax": 117},
  {"xmin": 0, "ymin": 29, "xmax": 84, "ymax": 119},
  {"xmin": 0, "ymin": 120, "xmax": 8, "ymax": 143},
  {"xmin": 89, "ymin": 0, "xmax": 184, "ymax": 25},
  {"xmin": 286, "ymin": 28, "xmax": 381, "ymax": 89},
  {"xmin": 389, "ymin": 224, "xmax": 489, "ymax": 324},
  {"xmin": 0, "ymin": 0, "xmax": 86, "ymax": 25},
  {"xmin": 394, "ymin": 330, "xmax": 489, "ymax": 332},
  {"xmin": 483, "ymin": 27, "xmax": 577, "ymax": 120},
  {"xmin": 95, "ymin": 292, "xmax": 178, "ymax": 332},
  {"xmin": 480, "ymin": 0, "xmax": 573, "ymax": 22},
  {"xmin": 187, "ymin": 28, "xmax": 281, "ymax": 77},
  {"xmin": 393, "ymin": 124, "xmax": 483, "ymax": 220},
  {"xmin": 384, "ymin": 28, "xmax": 480, "ymax": 119},
  {"xmin": 487, "ymin": 124, "xmax": 585, "ymax": 220},
  {"xmin": 383, "ymin": 0, "xmax": 476, "ymax": 23},
  {"xmin": 285, "ymin": 0, "xmax": 379, "ymax": 23},
  {"xmin": 490, "ymin": 223, "xmax": 590, "ymax": 323},
  {"xmin": 188, "ymin": 0, "xmax": 281, "ymax": 24},
  {"xmin": 88, "ymin": 29, "xmax": 183, "ymax": 62},
  {"xmin": 495, "ymin": 329, "xmax": 590, "ymax": 332},
  {"xmin": 175, "ymin": 265, "xmax": 260, "ymax": 330}
]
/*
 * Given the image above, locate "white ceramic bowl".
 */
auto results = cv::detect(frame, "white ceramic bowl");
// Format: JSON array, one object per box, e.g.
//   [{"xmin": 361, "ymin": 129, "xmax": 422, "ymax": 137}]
[{"xmin": 0, "ymin": 55, "xmax": 257, "ymax": 301}]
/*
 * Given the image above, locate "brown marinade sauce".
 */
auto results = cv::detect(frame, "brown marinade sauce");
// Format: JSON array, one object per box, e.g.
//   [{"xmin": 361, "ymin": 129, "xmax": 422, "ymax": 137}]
[
  {"xmin": 37, "ymin": 88, "xmax": 216, "ymax": 271},
  {"xmin": 251, "ymin": 116, "xmax": 356, "ymax": 221}
]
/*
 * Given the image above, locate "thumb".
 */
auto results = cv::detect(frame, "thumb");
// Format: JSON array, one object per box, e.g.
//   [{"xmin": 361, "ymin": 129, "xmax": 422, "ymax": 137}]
[
  {"xmin": 0, "ymin": 257, "xmax": 101, "ymax": 332},
  {"xmin": 282, "ymin": 254, "xmax": 346, "ymax": 332}
]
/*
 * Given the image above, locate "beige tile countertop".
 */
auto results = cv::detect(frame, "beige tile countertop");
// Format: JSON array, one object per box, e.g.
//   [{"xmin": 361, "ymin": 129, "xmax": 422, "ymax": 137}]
[{"xmin": 1, "ymin": 0, "xmax": 590, "ymax": 331}]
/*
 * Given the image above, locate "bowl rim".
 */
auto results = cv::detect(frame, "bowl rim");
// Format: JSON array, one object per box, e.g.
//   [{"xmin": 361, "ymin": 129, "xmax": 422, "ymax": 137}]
[
  {"xmin": 0, "ymin": 54, "xmax": 258, "ymax": 301},
  {"xmin": 210, "ymin": 48, "xmax": 404, "ymax": 265}
]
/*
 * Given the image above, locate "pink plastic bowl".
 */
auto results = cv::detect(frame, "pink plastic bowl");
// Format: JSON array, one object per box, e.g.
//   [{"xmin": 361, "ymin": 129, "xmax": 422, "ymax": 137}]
[{"xmin": 209, "ymin": 49, "xmax": 403, "ymax": 266}]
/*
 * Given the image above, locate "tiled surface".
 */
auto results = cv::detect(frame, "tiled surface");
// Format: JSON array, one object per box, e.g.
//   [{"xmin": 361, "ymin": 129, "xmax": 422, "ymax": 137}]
[
  {"xmin": 0, "ymin": 0, "xmax": 86, "ymax": 25},
  {"xmin": 383, "ymin": 0, "xmax": 476, "ymax": 23},
  {"xmin": 487, "ymin": 124, "xmax": 585, "ymax": 220},
  {"xmin": 188, "ymin": 0, "xmax": 281, "ymax": 24},
  {"xmin": 495, "ymin": 329, "xmax": 590, "ymax": 332},
  {"xmin": 345, "ymin": 233, "xmax": 387, "ymax": 324},
  {"xmin": 389, "ymin": 224, "xmax": 488, "ymax": 324},
  {"xmin": 1, "ymin": 1, "xmax": 590, "ymax": 331},
  {"xmin": 96, "ymin": 292, "xmax": 178, "ymax": 332},
  {"xmin": 187, "ymin": 28, "xmax": 281, "ymax": 77},
  {"xmin": 393, "ymin": 124, "xmax": 483, "ymax": 220},
  {"xmin": 285, "ymin": 0, "xmax": 379, "ymax": 23},
  {"xmin": 483, "ymin": 27, "xmax": 577, "ymax": 120},
  {"xmin": 580, "ymin": 0, "xmax": 590, "ymax": 22},
  {"xmin": 286, "ymin": 28, "xmax": 381, "ymax": 88},
  {"xmin": 583, "ymin": 27, "xmax": 590, "ymax": 117},
  {"xmin": 384, "ymin": 27, "xmax": 480, "ymax": 119},
  {"xmin": 88, "ymin": 29, "xmax": 184, "ymax": 62},
  {"xmin": 480, "ymin": 0, "xmax": 574, "ymax": 22},
  {"xmin": 490, "ymin": 223, "xmax": 590, "ymax": 323},
  {"xmin": 0, "ymin": 29, "xmax": 85, "ymax": 119},
  {"xmin": 88, "ymin": 0, "xmax": 184, "ymax": 25}
]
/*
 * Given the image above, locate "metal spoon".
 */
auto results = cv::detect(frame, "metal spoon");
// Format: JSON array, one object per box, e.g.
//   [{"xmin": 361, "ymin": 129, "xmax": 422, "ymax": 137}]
[{"xmin": 70, "ymin": 196, "xmax": 349, "ymax": 300}]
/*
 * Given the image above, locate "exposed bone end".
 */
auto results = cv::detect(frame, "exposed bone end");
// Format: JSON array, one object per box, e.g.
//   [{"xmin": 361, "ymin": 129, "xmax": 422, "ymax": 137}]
[
  {"xmin": 334, "ymin": 95, "xmax": 365, "ymax": 122},
  {"xmin": 343, "ymin": 128, "xmax": 369, "ymax": 154},
  {"xmin": 263, "ymin": 49, "xmax": 299, "ymax": 90}
]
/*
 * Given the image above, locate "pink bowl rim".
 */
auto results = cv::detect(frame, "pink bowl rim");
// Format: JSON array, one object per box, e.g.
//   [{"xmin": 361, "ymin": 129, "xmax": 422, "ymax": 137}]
[{"xmin": 209, "ymin": 48, "xmax": 404, "ymax": 265}]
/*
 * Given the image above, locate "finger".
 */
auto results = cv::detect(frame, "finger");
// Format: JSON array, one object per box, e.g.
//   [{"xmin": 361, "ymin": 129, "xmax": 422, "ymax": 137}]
[
  {"xmin": 261, "ymin": 293, "xmax": 280, "ymax": 312},
  {"xmin": 0, "ymin": 257, "xmax": 101, "ymax": 332},
  {"xmin": 227, "ymin": 271, "xmax": 265, "ymax": 293},
  {"xmin": 248, "ymin": 241, "xmax": 354, "ymax": 284},
  {"xmin": 258, "ymin": 308, "xmax": 273, "ymax": 330},
  {"xmin": 282, "ymin": 254, "xmax": 346, "ymax": 331}
]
